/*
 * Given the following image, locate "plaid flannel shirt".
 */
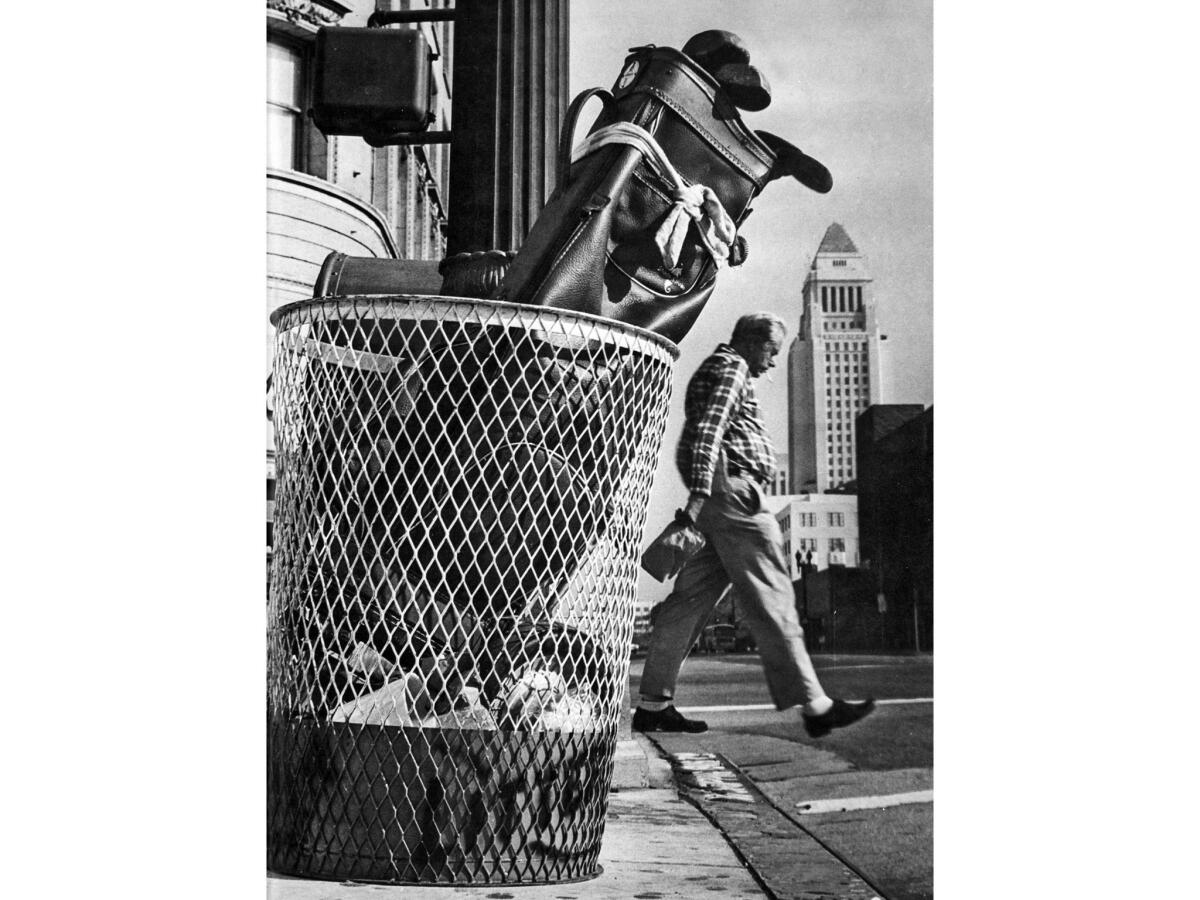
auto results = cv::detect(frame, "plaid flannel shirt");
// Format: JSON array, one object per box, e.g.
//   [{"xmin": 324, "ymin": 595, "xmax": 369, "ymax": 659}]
[{"xmin": 676, "ymin": 343, "xmax": 776, "ymax": 496}]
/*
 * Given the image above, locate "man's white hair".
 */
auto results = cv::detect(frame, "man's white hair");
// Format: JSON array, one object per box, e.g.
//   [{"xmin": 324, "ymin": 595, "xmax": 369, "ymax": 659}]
[{"xmin": 731, "ymin": 312, "xmax": 787, "ymax": 344}]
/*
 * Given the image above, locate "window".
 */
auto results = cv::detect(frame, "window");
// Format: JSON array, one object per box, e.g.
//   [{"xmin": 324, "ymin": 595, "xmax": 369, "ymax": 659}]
[
  {"xmin": 268, "ymin": 38, "xmax": 305, "ymax": 170},
  {"xmin": 833, "ymin": 260, "xmax": 847, "ymax": 267},
  {"xmin": 829, "ymin": 537, "xmax": 845, "ymax": 552},
  {"xmin": 828, "ymin": 512, "xmax": 845, "ymax": 527}
]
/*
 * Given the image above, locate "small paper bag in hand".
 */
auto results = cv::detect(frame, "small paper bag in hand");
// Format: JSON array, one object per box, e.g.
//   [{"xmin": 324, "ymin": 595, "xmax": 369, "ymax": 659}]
[{"xmin": 640, "ymin": 522, "xmax": 706, "ymax": 582}]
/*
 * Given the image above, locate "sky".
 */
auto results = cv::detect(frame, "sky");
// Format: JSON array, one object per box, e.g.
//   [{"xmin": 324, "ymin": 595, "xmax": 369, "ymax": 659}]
[{"xmin": 568, "ymin": 0, "xmax": 933, "ymax": 605}]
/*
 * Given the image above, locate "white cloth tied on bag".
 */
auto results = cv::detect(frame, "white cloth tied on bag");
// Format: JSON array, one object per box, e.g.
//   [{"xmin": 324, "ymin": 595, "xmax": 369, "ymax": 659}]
[
  {"xmin": 570, "ymin": 122, "xmax": 737, "ymax": 270},
  {"xmin": 654, "ymin": 184, "xmax": 737, "ymax": 269}
]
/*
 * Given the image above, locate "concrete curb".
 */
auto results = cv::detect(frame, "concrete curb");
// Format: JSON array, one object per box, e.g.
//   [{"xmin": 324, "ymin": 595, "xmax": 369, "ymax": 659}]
[
  {"xmin": 634, "ymin": 730, "xmax": 676, "ymax": 788},
  {"xmin": 610, "ymin": 731, "xmax": 676, "ymax": 790},
  {"xmin": 610, "ymin": 737, "xmax": 650, "ymax": 789}
]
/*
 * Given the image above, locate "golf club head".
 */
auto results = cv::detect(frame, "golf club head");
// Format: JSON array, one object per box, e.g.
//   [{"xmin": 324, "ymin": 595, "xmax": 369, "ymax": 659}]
[
  {"xmin": 714, "ymin": 62, "xmax": 772, "ymax": 111},
  {"xmin": 682, "ymin": 29, "xmax": 751, "ymax": 72},
  {"xmin": 756, "ymin": 129, "xmax": 833, "ymax": 193}
]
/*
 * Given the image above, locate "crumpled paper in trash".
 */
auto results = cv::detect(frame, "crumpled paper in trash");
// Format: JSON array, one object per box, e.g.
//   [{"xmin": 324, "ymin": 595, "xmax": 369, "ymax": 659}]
[
  {"xmin": 501, "ymin": 668, "xmax": 600, "ymax": 732},
  {"xmin": 502, "ymin": 668, "xmax": 568, "ymax": 720},
  {"xmin": 332, "ymin": 676, "xmax": 501, "ymax": 730},
  {"xmin": 331, "ymin": 658, "xmax": 602, "ymax": 732},
  {"xmin": 331, "ymin": 672, "xmax": 423, "ymax": 727}
]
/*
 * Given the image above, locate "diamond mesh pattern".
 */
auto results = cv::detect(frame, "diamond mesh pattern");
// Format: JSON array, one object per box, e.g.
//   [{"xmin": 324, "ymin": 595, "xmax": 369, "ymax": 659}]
[{"xmin": 267, "ymin": 296, "xmax": 677, "ymax": 884}]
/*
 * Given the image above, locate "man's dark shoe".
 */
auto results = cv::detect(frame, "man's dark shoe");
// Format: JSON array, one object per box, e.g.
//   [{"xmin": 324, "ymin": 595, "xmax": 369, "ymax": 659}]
[
  {"xmin": 802, "ymin": 698, "xmax": 876, "ymax": 738},
  {"xmin": 633, "ymin": 705, "xmax": 708, "ymax": 733}
]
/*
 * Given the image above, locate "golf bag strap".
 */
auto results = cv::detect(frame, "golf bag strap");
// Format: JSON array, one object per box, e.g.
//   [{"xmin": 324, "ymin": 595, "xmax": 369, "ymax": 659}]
[
  {"xmin": 557, "ymin": 88, "xmax": 617, "ymax": 186},
  {"xmin": 570, "ymin": 121, "xmax": 684, "ymax": 189}
]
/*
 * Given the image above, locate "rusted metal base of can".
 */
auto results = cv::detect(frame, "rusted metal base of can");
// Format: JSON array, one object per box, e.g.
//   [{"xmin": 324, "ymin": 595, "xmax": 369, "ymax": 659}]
[{"xmin": 268, "ymin": 717, "xmax": 615, "ymax": 884}]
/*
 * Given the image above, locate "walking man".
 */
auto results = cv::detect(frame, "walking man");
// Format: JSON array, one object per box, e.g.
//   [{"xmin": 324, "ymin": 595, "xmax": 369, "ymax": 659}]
[{"xmin": 634, "ymin": 312, "xmax": 875, "ymax": 737}]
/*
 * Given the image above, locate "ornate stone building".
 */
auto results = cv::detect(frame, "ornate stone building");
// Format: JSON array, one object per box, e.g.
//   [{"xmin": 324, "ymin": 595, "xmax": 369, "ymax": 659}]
[
  {"xmin": 266, "ymin": 0, "xmax": 452, "ymax": 321},
  {"xmin": 786, "ymin": 223, "xmax": 885, "ymax": 493}
]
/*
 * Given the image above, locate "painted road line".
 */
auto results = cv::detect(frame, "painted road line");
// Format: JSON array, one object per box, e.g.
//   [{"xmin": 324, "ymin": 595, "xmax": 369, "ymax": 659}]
[
  {"xmin": 672, "ymin": 698, "xmax": 933, "ymax": 714},
  {"xmin": 821, "ymin": 664, "xmax": 912, "ymax": 670},
  {"xmin": 795, "ymin": 790, "xmax": 933, "ymax": 815}
]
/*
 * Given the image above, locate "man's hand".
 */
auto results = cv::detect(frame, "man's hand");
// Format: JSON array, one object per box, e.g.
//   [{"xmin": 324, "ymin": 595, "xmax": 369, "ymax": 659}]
[{"xmin": 683, "ymin": 492, "xmax": 707, "ymax": 524}]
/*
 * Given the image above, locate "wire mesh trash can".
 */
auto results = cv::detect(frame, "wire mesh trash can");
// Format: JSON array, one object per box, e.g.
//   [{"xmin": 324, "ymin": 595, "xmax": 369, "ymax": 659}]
[{"xmin": 267, "ymin": 296, "xmax": 677, "ymax": 884}]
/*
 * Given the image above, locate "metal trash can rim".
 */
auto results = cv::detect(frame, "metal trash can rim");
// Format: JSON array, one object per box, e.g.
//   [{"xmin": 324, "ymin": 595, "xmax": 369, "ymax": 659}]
[{"xmin": 269, "ymin": 293, "xmax": 681, "ymax": 362}]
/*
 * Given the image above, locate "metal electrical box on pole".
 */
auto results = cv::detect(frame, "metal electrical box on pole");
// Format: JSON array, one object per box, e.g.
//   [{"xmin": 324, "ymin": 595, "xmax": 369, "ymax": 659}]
[{"xmin": 311, "ymin": 26, "xmax": 434, "ymax": 139}]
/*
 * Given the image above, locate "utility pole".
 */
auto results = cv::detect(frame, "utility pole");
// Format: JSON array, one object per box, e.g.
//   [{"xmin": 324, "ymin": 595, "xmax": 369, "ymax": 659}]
[{"xmin": 439, "ymin": 0, "xmax": 569, "ymax": 297}]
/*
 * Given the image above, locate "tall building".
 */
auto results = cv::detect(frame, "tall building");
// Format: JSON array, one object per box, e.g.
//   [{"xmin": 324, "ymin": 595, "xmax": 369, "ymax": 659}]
[
  {"xmin": 855, "ymin": 404, "xmax": 933, "ymax": 650},
  {"xmin": 787, "ymin": 223, "xmax": 884, "ymax": 493}
]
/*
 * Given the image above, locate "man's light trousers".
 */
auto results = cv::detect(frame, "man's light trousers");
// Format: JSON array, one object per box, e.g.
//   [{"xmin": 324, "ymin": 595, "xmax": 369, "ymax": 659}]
[{"xmin": 638, "ymin": 476, "xmax": 826, "ymax": 711}]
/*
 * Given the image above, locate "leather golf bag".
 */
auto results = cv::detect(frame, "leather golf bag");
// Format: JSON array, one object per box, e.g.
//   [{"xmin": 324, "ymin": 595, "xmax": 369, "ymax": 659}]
[{"xmin": 494, "ymin": 42, "xmax": 831, "ymax": 345}]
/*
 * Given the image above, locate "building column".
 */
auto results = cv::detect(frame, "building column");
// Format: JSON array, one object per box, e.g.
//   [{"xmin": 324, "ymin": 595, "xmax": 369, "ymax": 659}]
[{"xmin": 440, "ymin": 0, "xmax": 569, "ymax": 297}]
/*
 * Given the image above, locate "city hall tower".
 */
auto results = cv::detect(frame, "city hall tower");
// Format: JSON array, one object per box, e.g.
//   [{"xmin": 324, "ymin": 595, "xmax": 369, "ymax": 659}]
[{"xmin": 787, "ymin": 223, "xmax": 883, "ymax": 493}]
